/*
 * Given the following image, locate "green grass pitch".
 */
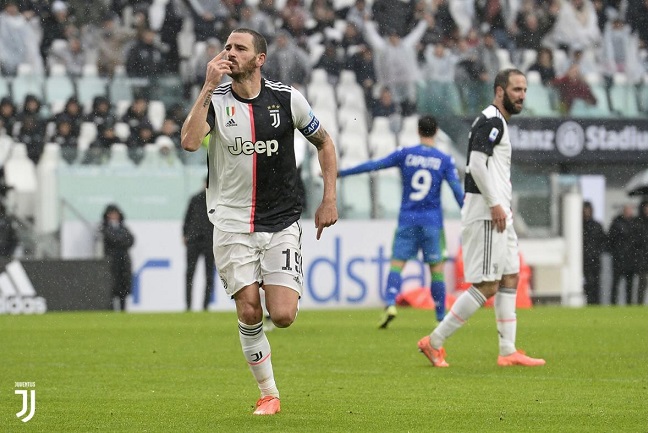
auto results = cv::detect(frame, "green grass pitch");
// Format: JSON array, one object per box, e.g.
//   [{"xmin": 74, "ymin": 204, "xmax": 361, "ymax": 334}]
[{"xmin": 1, "ymin": 306, "xmax": 647, "ymax": 432}]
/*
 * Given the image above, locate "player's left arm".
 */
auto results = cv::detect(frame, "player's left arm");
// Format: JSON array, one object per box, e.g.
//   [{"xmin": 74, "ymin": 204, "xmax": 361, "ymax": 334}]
[
  {"xmin": 291, "ymin": 87, "xmax": 338, "ymax": 239},
  {"xmin": 308, "ymin": 127, "xmax": 338, "ymax": 239}
]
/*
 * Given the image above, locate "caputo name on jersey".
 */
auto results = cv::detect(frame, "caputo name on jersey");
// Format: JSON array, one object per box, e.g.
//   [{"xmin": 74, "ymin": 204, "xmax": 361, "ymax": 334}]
[
  {"xmin": 404, "ymin": 154, "xmax": 442, "ymax": 170},
  {"xmin": 229, "ymin": 137, "xmax": 280, "ymax": 156}
]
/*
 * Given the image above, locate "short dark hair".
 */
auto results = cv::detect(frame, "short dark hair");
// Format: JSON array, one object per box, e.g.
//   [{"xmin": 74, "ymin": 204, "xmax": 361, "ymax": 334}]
[
  {"xmin": 493, "ymin": 68, "xmax": 525, "ymax": 94},
  {"xmin": 231, "ymin": 28, "xmax": 267, "ymax": 55},
  {"xmin": 418, "ymin": 115, "xmax": 438, "ymax": 138}
]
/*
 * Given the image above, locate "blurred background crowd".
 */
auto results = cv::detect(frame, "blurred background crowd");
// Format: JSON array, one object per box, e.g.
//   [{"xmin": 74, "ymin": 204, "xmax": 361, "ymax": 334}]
[{"xmin": 0, "ymin": 0, "xmax": 644, "ymax": 168}]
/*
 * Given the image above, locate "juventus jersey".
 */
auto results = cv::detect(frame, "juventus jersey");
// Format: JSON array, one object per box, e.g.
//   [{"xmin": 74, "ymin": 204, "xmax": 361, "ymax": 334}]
[
  {"xmin": 205, "ymin": 78, "xmax": 320, "ymax": 233},
  {"xmin": 462, "ymin": 105, "xmax": 513, "ymax": 224}
]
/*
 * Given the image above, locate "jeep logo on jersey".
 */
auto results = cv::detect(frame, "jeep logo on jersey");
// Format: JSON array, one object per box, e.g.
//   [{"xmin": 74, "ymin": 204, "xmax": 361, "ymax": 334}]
[
  {"xmin": 229, "ymin": 137, "xmax": 279, "ymax": 156},
  {"xmin": 268, "ymin": 105, "xmax": 280, "ymax": 128}
]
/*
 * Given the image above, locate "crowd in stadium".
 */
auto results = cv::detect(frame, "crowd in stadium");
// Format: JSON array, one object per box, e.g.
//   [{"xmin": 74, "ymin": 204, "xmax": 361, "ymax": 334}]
[{"xmin": 0, "ymin": 0, "xmax": 646, "ymax": 167}]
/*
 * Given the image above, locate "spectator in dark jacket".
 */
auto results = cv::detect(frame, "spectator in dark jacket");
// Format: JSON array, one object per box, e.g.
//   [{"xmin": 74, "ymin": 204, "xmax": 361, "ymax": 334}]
[
  {"xmin": 0, "ymin": 202, "xmax": 18, "ymax": 257},
  {"xmin": 608, "ymin": 204, "xmax": 642, "ymax": 305},
  {"xmin": 125, "ymin": 28, "xmax": 165, "ymax": 97},
  {"xmin": 637, "ymin": 200, "xmax": 648, "ymax": 305},
  {"xmin": 52, "ymin": 96, "xmax": 83, "ymax": 137},
  {"xmin": 101, "ymin": 204, "xmax": 135, "ymax": 311},
  {"xmin": 15, "ymin": 115, "xmax": 46, "ymax": 164},
  {"xmin": 314, "ymin": 41, "xmax": 344, "ymax": 84},
  {"xmin": 83, "ymin": 96, "xmax": 116, "ymax": 130},
  {"xmin": 0, "ymin": 97, "xmax": 16, "ymax": 136},
  {"xmin": 182, "ymin": 180, "xmax": 215, "ymax": 311},
  {"xmin": 51, "ymin": 116, "xmax": 78, "ymax": 163},
  {"xmin": 527, "ymin": 47, "xmax": 557, "ymax": 85},
  {"xmin": 582, "ymin": 201, "xmax": 607, "ymax": 304},
  {"xmin": 83, "ymin": 122, "xmax": 118, "ymax": 165}
]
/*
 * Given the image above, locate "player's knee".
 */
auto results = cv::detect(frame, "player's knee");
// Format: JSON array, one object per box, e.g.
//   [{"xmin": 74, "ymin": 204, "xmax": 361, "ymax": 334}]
[
  {"xmin": 238, "ymin": 302, "xmax": 264, "ymax": 324},
  {"xmin": 270, "ymin": 310, "xmax": 296, "ymax": 328}
]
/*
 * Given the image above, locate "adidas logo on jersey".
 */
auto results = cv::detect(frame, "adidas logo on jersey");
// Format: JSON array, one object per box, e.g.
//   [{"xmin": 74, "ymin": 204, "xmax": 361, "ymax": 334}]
[{"xmin": 225, "ymin": 118, "xmax": 237, "ymax": 127}]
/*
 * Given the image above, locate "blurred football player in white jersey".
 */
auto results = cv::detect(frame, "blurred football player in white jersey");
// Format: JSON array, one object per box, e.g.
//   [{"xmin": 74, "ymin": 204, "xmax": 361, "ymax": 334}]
[
  {"xmin": 417, "ymin": 69, "xmax": 546, "ymax": 368},
  {"xmin": 181, "ymin": 28, "xmax": 338, "ymax": 415}
]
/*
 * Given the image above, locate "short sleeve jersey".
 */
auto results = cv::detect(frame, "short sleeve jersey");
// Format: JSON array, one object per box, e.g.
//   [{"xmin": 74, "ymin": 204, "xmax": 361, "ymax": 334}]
[
  {"xmin": 462, "ymin": 105, "xmax": 513, "ymax": 224},
  {"xmin": 338, "ymin": 144, "xmax": 463, "ymax": 228},
  {"xmin": 205, "ymin": 78, "xmax": 320, "ymax": 233}
]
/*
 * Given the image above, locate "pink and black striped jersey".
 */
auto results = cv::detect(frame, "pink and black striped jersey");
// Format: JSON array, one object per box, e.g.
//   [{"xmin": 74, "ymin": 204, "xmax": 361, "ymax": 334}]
[{"xmin": 205, "ymin": 78, "xmax": 320, "ymax": 233}]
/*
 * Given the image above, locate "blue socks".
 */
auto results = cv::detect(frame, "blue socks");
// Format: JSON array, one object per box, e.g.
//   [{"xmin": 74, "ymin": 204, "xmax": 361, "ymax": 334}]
[
  {"xmin": 385, "ymin": 269, "xmax": 402, "ymax": 306},
  {"xmin": 431, "ymin": 272, "xmax": 446, "ymax": 321}
]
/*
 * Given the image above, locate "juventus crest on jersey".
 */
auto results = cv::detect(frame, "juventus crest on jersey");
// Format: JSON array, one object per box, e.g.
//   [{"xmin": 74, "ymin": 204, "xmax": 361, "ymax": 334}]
[{"xmin": 205, "ymin": 78, "xmax": 320, "ymax": 233}]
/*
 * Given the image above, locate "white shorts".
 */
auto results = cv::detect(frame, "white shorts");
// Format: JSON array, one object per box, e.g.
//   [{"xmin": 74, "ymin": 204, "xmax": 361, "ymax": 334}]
[
  {"xmin": 213, "ymin": 221, "xmax": 304, "ymax": 298},
  {"xmin": 461, "ymin": 220, "xmax": 519, "ymax": 283}
]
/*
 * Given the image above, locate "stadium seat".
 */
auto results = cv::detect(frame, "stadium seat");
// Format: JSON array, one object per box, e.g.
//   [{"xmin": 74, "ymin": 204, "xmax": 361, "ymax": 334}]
[
  {"xmin": 114, "ymin": 122, "xmax": 131, "ymax": 142},
  {"xmin": 609, "ymin": 83, "xmax": 640, "ymax": 117},
  {"xmin": 82, "ymin": 63, "xmax": 99, "ymax": 77},
  {"xmin": 526, "ymin": 70, "xmax": 542, "ymax": 85},
  {"xmin": 107, "ymin": 143, "xmax": 136, "ymax": 168},
  {"xmin": 338, "ymin": 129, "xmax": 369, "ymax": 161},
  {"xmin": 138, "ymin": 143, "xmax": 161, "ymax": 167},
  {"xmin": 396, "ymin": 115, "xmax": 421, "ymax": 147},
  {"xmin": 308, "ymin": 43, "xmax": 326, "ymax": 67},
  {"xmin": 109, "ymin": 76, "xmax": 134, "ymax": 103},
  {"xmin": 148, "ymin": 0, "xmax": 168, "ymax": 31},
  {"xmin": 520, "ymin": 49, "xmax": 537, "ymax": 73},
  {"xmin": 369, "ymin": 117, "xmax": 398, "ymax": 156},
  {"xmin": 520, "ymin": 83, "xmax": 558, "ymax": 117},
  {"xmin": 44, "ymin": 75, "xmax": 75, "ymax": 106},
  {"xmin": 309, "ymin": 68, "xmax": 329, "ymax": 86},
  {"xmin": 308, "ymin": 82, "xmax": 337, "ymax": 112},
  {"xmin": 12, "ymin": 74, "xmax": 45, "ymax": 104},
  {"xmin": 79, "ymin": 122, "xmax": 98, "ymax": 147},
  {"xmin": 338, "ymin": 69, "xmax": 357, "ymax": 88},
  {"xmin": 313, "ymin": 110, "xmax": 339, "ymax": 152},
  {"xmin": 45, "ymin": 121, "xmax": 56, "ymax": 141},
  {"xmin": 496, "ymin": 48, "xmax": 514, "ymax": 69},
  {"xmin": 3, "ymin": 142, "xmax": 37, "ymax": 221},
  {"xmin": 0, "ymin": 135, "xmax": 12, "ymax": 165},
  {"xmin": 401, "ymin": 115, "xmax": 418, "ymax": 137},
  {"xmin": 397, "ymin": 129, "xmax": 419, "ymax": 148},
  {"xmin": 337, "ymin": 105, "xmax": 367, "ymax": 135},
  {"xmin": 115, "ymin": 100, "xmax": 131, "ymax": 118},
  {"xmin": 147, "ymin": 100, "xmax": 166, "ymax": 131},
  {"xmin": 0, "ymin": 76, "xmax": 9, "ymax": 100},
  {"xmin": 76, "ymin": 76, "xmax": 108, "ymax": 109},
  {"xmin": 374, "ymin": 167, "xmax": 402, "ymax": 219},
  {"xmin": 339, "ymin": 171, "xmax": 372, "ymax": 219},
  {"xmin": 417, "ymin": 81, "xmax": 463, "ymax": 116},
  {"xmin": 337, "ymin": 84, "xmax": 366, "ymax": 112}
]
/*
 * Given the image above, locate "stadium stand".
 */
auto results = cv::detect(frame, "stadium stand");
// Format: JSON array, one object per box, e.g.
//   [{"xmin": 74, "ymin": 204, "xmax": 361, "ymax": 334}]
[{"xmin": 0, "ymin": 0, "xmax": 645, "ymax": 256}]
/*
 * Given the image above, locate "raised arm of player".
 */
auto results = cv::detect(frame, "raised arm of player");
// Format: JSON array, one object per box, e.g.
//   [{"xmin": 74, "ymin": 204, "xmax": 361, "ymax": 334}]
[
  {"xmin": 181, "ymin": 50, "xmax": 231, "ymax": 151},
  {"xmin": 308, "ymin": 127, "xmax": 338, "ymax": 240}
]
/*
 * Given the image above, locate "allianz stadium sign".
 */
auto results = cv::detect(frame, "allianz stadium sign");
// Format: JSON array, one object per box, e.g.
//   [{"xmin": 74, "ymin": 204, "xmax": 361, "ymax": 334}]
[{"xmin": 506, "ymin": 118, "xmax": 648, "ymax": 163}]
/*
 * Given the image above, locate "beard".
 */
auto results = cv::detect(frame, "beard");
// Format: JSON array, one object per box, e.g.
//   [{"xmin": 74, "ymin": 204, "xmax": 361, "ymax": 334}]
[
  {"xmin": 229, "ymin": 57, "xmax": 257, "ymax": 81},
  {"xmin": 502, "ymin": 90, "xmax": 523, "ymax": 115}
]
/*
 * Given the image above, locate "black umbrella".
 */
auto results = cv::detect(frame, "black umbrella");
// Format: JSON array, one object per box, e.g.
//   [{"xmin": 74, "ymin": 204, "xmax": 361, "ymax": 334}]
[{"xmin": 626, "ymin": 169, "xmax": 648, "ymax": 196}]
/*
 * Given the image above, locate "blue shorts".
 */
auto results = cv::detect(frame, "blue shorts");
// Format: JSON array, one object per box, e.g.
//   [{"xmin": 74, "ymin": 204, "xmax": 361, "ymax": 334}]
[{"xmin": 391, "ymin": 225, "xmax": 446, "ymax": 264}]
